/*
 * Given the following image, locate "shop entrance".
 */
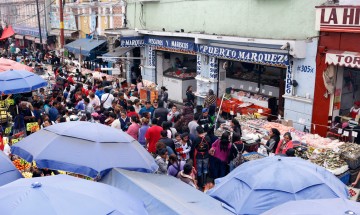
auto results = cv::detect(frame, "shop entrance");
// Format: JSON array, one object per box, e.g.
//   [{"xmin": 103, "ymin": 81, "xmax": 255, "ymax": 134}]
[
  {"xmin": 155, "ymin": 50, "xmax": 197, "ymax": 103},
  {"xmin": 218, "ymin": 60, "xmax": 285, "ymax": 117},
  {"xmin": 333, "ymin": 66, "xmax": 360, "ymax": 119}
]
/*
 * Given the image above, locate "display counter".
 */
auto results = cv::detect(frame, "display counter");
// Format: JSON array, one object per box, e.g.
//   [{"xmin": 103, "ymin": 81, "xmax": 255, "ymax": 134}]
[
  {"xmin": 216, "ymin": 98, "xmax": 272, "ymax": 117},
  {"xmin": 162, "ymin": 68, "xmax": 197, "ymax": 103}
]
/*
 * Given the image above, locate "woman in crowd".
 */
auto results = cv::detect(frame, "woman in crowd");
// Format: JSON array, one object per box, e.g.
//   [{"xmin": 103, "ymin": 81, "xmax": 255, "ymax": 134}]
[
  {"xmin": 228, "ymin": 132, "xmax": 244, "ymax": 172},
  {"xmin": 230, "ymin": 118, "xmax": 242, "ymax": 137},
  {"xmin": 186, "ymin": 86, "xmax": 195, "ymax": 106},
  {"xmin": 275, "ymin": 132, "xmax": 293, "ymax": 155},
  {"xmin": 159, "ymin": 86, "xmax": 169, "ymax": 108},
  {"xmin": 260, "ymin": 128, "xmax": 281, "ymax": 154},
  {"xmin": 138, "ymin": 117, "xmax": 150, "ymax": 147},
  {"xmin": 177, "ymin": 133, "xmax": 191, "ymax": 161},
  {"xmin": 209, "ymin": 132, "xmax": 232, "ymax": 179},
  {"xmin": 167, "ymin": 154, "xmax": 185, "ymax": 177},
  {"xmin": 203, "ymin": 89, "xmax": 217, "ymax": 116},
  {"xmin": 127, "ymin": 115, "xmax": 141, "ymax": 140}
]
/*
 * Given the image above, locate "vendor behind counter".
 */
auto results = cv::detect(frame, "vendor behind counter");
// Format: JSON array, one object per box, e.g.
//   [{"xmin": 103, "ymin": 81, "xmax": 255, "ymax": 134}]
[{"xmin": 349, "ymin": 101, "xmax": 360, "ymax": 119}]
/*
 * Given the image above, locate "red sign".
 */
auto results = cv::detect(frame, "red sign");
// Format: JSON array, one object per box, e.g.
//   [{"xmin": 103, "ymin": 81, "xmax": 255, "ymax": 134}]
[{"xmin": 316, "ymin": 6, "xmax": 360, "ymax": 33}]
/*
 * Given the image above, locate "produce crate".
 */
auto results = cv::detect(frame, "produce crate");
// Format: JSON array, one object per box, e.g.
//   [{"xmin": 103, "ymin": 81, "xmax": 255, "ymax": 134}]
[{"xmin": 337, "ymin": 170, "xmax": 350, "ymax": 185}]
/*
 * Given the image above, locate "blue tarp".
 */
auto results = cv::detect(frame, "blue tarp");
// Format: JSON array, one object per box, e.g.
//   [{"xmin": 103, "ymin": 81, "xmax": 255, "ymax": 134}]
[
  {"xmin": 64, "ymin": 38, "xmax": 106, "ymax": 56},
  {"xmin": 100, "ymin": 168, "xmax": 234, "ymax": 215}
]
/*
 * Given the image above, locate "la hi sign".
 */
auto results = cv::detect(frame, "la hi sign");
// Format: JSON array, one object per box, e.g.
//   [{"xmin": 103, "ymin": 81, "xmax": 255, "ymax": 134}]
[{"xmin": 316, "ymin": 6, "xmax": 360, "ymax": 33}]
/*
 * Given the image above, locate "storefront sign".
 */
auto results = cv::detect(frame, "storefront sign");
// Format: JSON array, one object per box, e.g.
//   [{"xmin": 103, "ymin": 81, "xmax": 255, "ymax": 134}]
[
  {"xmin": 144, "ymin": 36, "xmax": 195, "ymax": 51},
  {"xmin": 316, "ymin": 6, "xmax": 360, "ymax": 33},
  {"xmin": 285, "ymin": 64, "xmax": 293, "ymax": 94},
  {"xmin": 120, "ymin": 36, "xmax": 145, "ymax": 47},
  {"xmin": 326, "ymin": 50, "xmax": 360, "ymax": 68},
  {"xmin": 196, "ymin": 44, "xmax": 289, "ymax": 67},
  {"xmin": 13, "ymin": 26, "xmax": 47, "ymax": 38},
  {"xmin": 50, "ymin": 12, "xmax": 77, "ymax": 30}
]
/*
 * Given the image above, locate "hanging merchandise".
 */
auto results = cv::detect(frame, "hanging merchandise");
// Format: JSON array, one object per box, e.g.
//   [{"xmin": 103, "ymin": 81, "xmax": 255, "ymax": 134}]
[{"xmin": 323, "ymin": 65, "xmax": 336, "ymax": 98}]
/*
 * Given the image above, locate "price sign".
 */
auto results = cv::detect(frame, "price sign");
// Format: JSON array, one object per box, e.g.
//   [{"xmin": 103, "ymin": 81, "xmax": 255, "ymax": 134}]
[
  {"xmin": 255, "ymin": 87, "xmax": 259, "ymax": 92},
  {"xmin": 248, "ymin": 86, "xmax": 253, "ymax": 91},
  {"xmin": 338, "ymin": 128, "xmax": 343, "ymax": 134},
  {"xmin": 4, "ymin": 127, "xmax": 11, "ymax": 135},
  {"xmin": 258, "ymin": 109, "xmax": 263, "ymax": 114},
  {"xmin": 230, "ymin": 110, "xmax": 234, "ymax": 115},
  {"xmin": 343, "ymin": 131, "xmax": 349, "ymax": 137},
  {"xmin": 262, "ymin": 89, "xmax": 266, "ymax": 94},
  {"xmin": 11, "ymin": 138, "xmax": 22, "ymax": 144},
  {"xmin": 6, "ymin": 99, "xmax": 14, "ymax": 106},
  {"xmin": 240, "ymin": 85, "xmax": 244, "ymax": 89},
  {"xmin": 353, "ymin": 131, "xmax": 358, "ymax": 138},
  {"xmin": 269, "ymin": 91, "xmax": 273, "ymax": 96}
]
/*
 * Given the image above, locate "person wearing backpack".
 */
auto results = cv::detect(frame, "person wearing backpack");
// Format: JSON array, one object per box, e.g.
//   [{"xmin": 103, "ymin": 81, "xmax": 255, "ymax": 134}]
[
  {"xmin": 192, "ymin": 126, "xmax": 211, "ymax": 189},
  {"xmin": 228, "ymin": 132, "xmax": 245, "ymax": 172},
  {"xmin": 209, "ymin": 132, "xmax": 231, "ymax": 179},
  {"xmin": 167, "ymin": 154, "xmax": 185, "ymax": 177}
]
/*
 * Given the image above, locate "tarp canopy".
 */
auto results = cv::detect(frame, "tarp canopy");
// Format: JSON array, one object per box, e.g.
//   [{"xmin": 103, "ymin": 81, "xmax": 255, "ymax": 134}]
[
  {"xmin": 103, "ymin": 47, "xmax": 134, "ymax": 58},
  {"xmin": 0, "ymin": 26, "xmax": 15, "ymax": 41},
  {"xmin": 0, "ymin": 58, "xmax": 34, "ymax": 72},
  {"xmin": 64, "ymin": 38, "xmax": 106, "ymax": 56},
  {"xmin": 100, "ymin": 168, "xmax": 233, "ymax": 215}
]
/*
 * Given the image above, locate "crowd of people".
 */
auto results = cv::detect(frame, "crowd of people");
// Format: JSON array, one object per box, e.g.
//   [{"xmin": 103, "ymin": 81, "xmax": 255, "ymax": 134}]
[{"xmin": 0, "ymin": 44, "xmax": 301, "ymax": 189}]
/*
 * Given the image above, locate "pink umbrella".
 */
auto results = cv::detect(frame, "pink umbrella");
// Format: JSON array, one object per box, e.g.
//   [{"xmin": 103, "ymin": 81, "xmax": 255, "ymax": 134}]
[{"xmin": 0, "ymin": 58, "xmax": 34, "ymax": 72}]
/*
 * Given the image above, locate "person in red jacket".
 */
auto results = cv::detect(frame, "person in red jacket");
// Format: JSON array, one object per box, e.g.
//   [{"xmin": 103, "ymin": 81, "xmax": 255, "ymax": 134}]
[
  {"xmin": 275, "ymin": 132, "xmax": 293, "ymax": 155},
  {"xmin": 145, "ymin": 118, "xmax": 163, "ymax": 154}
]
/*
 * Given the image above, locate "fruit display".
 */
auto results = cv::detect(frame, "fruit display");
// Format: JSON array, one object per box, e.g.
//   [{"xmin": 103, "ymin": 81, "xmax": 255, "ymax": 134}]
[
  {"xmin": 22, "ymin": 172, "xmax": 33, "ymax": 178},
  {"xmin": 13, "ymin": 159, "xmax": 31, "ymax": 171}
]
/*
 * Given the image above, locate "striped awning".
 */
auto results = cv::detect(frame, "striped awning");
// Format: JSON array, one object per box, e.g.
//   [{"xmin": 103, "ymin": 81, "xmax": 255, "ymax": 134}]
[{"xmin": 326, "ymin": 50, "xmax": 360, "ymax": 69}]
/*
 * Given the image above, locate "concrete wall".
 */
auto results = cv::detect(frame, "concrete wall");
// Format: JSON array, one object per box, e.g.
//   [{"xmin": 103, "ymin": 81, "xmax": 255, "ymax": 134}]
[
  {"xmin": 284, "ymin": 39, "xmax": 318, "ymax": 131},
  {"xmin": 126, "ymin": 0, "xmax": 326, "ymax": 40}
]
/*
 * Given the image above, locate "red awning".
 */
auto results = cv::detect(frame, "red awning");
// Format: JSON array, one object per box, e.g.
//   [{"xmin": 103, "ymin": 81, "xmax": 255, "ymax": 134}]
[
  {"xmin": 0, "ymin": 26, "xmax": 15, "ymax": 41},
  {"xmin": 325, "ymin": 50, "xmax": 360, "ymax": 69}
]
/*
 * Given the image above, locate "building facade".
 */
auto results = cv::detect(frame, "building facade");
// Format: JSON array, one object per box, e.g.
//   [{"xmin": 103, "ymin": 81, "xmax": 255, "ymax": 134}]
[
  {"xmin": 122, "ymin": 0, "xmax": 326, "ymax": 131},
  {"xmin": 0, "ymin": 0, "xmax": 52, "ymax": 49},
  {"xmin": 312, "ymin": 2, "xmax": 360, "ymax": 137}
]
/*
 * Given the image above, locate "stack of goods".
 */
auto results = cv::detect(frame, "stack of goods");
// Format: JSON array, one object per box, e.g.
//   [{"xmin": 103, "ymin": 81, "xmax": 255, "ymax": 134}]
[
  {"xmin": 297, "ymin": 134, "xmax": 344, "ymax": 150},
  {"xmin": 243, "ymin": 152, "xmax": 266, "ymax": 161},
  {"xmin": 339, "ymin": 143, "xmax": 360, "ymax": 184},
  {"xmin": 165, "ymin": 71, "xmax": 196, "ymax": 79},
  {"xmin": 307, "ymin": 148, "xmax": 348, "ymax": 177},
  {"xmin": 12, "ymin": 159, "xmax": 31, "ymax": 172}
]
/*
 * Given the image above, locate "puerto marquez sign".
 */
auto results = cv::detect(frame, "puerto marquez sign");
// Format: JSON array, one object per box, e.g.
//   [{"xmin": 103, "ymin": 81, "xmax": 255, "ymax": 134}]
[
  {"xmin": 196, "ymin": 44, "xmax": 289, "ymax": 67},
  {"xmin": 316, "ymin": 6, "xmax": 360, "ymax": 33}
]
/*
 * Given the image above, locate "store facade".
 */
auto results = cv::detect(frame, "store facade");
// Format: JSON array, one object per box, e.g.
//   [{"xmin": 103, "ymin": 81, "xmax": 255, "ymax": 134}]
[
  {"xmin": 13, "ymin": 26, "xmax": 48, "ymax": 50},
  {"xmin": 142, "ymin": 35, "xmax": 198, "ymax": 103},
  {"xmin": 313, "ymin": 5, "xmax": 360, "ymax": 137},
  {"xmin": 131, "ymin": 31, "xmax": 316, "ymax": 131}
]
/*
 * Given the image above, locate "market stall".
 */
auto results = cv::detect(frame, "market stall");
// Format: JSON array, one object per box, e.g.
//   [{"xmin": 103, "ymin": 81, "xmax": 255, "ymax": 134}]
[
  {"xmin": 218, "ymin": 60, "xmax": 285, "ymax": 116},
  {"xmin": 217, "ymin": 116, "xmax": 360, "ymax": 185},
  {"xmin": 162, "ymin": 67, "xmax": 197, "ymax": 103}
]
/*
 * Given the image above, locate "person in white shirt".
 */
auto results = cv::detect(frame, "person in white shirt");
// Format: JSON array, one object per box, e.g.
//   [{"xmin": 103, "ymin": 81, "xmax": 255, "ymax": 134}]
[
  {"xmin": 133, "ymin": 99, "xmax": 142, "ymax": 113},
  {"xmin": 84, "ymin": 98, "xmax": 95, "ymax": 114},
  {"xmin": 109, "ymin": 112, "xmax": 121, "ymax": 129},
  {"xmin": 101, "ymin": 88, "xmax": 114, "ymax": 110},
  {"xmin": 88, "ymin": 92, "xmax": 100, "ymax": 111}
]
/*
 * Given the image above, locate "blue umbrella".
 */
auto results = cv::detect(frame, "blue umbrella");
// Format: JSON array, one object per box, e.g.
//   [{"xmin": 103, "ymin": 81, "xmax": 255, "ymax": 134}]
[
  {"xmin": 262, "ymin": 198, "xmax": 360, "ymax": 215},
  {"xmin": 11, "ymin": 121, "xmax": 158, "ymax": 178},
  {"xmin": 0, "ymin": 174, "xmax": 148, "ymax": 215},
  {"xmin": 207, "ymin": 156, "xmax": 349, "ymax": 215},
  {"xmin": 0, "ymin": 151, "xmax": 23, "ymax": 186},
  {"xmin": 0, "ymin": 69, "xmax": 47, "ymax": 94}
]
